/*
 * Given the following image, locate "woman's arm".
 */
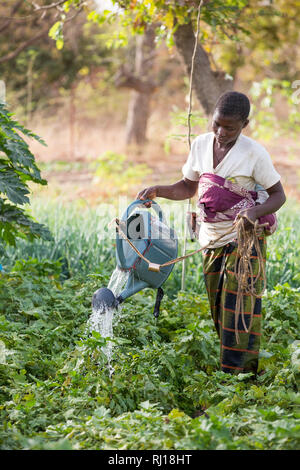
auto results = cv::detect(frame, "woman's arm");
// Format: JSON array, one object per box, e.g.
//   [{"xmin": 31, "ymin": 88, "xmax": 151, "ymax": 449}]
[
  {"xmin": 136, "ymin": 178, "xmax": 199, "ymax": 206},
  {"xmin": 239, "ymin": 181, "xmax": 286, "ymax": 227}
]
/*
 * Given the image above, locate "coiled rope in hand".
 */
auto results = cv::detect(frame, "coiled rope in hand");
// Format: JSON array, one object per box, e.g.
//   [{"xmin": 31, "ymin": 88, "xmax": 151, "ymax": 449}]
[{"xmin": 233, "ymin": 216, "xmax": 267, "ymax": 344}]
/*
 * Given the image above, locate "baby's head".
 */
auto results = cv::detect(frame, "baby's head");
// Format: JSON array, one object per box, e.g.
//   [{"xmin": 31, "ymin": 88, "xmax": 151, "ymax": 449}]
[{"xmin": 212, "ymin": 91, "xmax": 250, "ymax": 146}]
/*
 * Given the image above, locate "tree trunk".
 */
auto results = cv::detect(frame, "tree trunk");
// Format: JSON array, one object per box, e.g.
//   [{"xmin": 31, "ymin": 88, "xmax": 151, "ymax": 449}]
[
  {"xmin": 126, "ymin": 91, "xmax": 152, "ymax": 145},
  {"xmin": 174, "ymin": 21, "xmax": 233, "ymax": 116},
  {"xmin": 125, "ymin": 25, "xmax": 156, "ymax": 145}
]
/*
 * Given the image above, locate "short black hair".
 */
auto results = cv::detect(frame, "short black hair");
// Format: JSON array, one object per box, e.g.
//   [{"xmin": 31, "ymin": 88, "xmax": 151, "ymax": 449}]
[{"xmin": 214, "ymin": 91, "xmax": 250, "ymax": 122}]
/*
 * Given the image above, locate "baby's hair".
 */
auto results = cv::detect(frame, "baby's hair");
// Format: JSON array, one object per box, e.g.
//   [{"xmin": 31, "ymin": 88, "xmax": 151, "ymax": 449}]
[{"xmin": 214, "ymin": 91, "xmax": 250, "ymax": 122}]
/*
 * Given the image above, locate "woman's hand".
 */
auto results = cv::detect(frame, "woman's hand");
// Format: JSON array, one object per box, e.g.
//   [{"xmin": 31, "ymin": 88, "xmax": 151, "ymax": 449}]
[
  {"xmin": 237, "ymin": 181, "xmax": 286, "ymax": 231},
  {"xmin": 136, "ymin": 186, "xmax": 158, "ymax": 207},
  {"xmin": 237, "ymin": 206, "xmax": 258, "ymax": 230},
  {"xmin": 136, "ymin": 178, "xmax": 199, "ymax": 206}
]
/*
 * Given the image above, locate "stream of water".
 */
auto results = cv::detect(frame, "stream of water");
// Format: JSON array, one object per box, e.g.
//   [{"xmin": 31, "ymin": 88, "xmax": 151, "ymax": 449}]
[{"xmin": 88, "ymin": 267, "xmax": 130, "ymax": 376}]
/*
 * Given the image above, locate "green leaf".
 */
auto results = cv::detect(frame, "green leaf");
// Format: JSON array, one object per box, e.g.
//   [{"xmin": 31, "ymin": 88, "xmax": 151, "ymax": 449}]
[{"xmin": 0, "ymin": 103, "xmax": 52, "ymax": 248}]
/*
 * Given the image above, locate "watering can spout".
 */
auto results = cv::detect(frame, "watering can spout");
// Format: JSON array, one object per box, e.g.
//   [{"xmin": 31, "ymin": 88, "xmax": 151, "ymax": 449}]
[
  {"xmin": 92, "ymin": 287, "xmax": 118, "ymax": 314},
  {"xmin": 92, "ymin": 276, "xmax": 148, "ymax": 313},
  {"xmin": 117, "ymin": 275, "xmax": 148, "ymax": 304}
]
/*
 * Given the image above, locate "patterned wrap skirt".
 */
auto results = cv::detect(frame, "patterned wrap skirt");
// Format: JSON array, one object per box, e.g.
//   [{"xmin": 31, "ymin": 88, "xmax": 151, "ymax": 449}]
[{"xmin": 202, "ymin": 236, "xmax": 266, "ymax": 375}]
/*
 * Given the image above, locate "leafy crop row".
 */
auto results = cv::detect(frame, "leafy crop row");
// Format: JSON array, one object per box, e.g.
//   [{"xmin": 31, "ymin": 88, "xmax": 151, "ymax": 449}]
[{"xmin": 0, "ymin": 201, "xmax": 299, "ymax": 450}]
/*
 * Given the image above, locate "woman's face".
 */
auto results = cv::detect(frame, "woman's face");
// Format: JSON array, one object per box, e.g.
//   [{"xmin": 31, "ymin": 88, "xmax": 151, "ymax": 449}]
[{"xmin": 212, "ymin": 109, "xmax": 248, "ymax": 146}]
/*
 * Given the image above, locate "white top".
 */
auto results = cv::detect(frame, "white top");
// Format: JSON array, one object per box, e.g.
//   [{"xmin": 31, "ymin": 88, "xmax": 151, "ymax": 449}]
[{"xmin": 182, "ymin": 132, "xmax": 281, "ymax": 247}]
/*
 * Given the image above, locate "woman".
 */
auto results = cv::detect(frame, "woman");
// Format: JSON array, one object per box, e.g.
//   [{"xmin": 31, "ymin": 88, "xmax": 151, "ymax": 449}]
[{"xmin": 136, "ymin": 91, "xmax": 286, "ymax": 375}]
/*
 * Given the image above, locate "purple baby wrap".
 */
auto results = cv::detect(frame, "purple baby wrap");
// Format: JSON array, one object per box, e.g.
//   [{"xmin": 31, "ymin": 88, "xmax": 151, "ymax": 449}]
[{"xmin": 197, "ymin": 173, "xmax": 277, "ymax": 235}]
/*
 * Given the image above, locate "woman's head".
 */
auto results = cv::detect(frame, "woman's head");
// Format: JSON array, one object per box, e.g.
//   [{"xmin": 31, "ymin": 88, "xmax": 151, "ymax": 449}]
[{"xmin": 212, "ymin": 91, "xmax": 250, "ymax": 146}]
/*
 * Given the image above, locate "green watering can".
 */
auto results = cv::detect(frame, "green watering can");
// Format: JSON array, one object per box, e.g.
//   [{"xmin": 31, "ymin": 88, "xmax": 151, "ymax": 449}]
[{"xmin": 92, "ymin": 199, "xmax": 178, "ymax": 317}]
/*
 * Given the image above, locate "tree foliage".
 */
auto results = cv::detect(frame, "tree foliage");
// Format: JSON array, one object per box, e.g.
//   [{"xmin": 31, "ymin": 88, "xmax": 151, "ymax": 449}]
[
  {"xmin": 81, "ymin": 0, "xmax": 300, "ymax": 84},
  {"xmin": 0, "ymin": 2, "xmax": 117, "ymax": 113},
  {"xmin": 2, "ymin": 1, "xmax": 300, "ymax": 118}
]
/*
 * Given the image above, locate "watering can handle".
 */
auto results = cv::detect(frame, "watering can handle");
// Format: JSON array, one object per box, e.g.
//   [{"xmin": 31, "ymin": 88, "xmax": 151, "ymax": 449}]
[
  {"xmin": 116, "ymin": 199, "xmax": 166, "ymax": 270},
  {"xmin": 121, "ymin": 199, "xmax": 165, "ymax": 223}
]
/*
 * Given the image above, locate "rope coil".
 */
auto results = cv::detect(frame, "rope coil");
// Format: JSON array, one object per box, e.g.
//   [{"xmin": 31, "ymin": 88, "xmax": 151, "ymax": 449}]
[{"xmin": 233, "ymin": 218, "xmax": 267, "ymax": 343}]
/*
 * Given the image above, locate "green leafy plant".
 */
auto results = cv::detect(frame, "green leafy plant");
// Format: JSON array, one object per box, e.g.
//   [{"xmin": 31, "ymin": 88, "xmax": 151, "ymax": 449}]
[
  {"xmin": 0, "ymin": 103, "xmax": 52, "ymax": 252},
  {"xmin": 0, "ymin": 200, "xmax": 299, "ymax": 450},
  {"xmin": 249, "ymin": 78, "xmax": 300, "ymax": 141}
]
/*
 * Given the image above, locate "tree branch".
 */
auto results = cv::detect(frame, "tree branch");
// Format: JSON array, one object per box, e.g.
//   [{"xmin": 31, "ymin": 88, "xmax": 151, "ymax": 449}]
[
  {"xmin": 0, "ymin": 2, "xmax": 84, "ymax": 65},
  {"xmin": 0, "ymin": 0, "xmax": 24, "ymax": 33},
  {"xmin": 30, "ymin": 0, "xmax": 68, "ymax": 11},
  {"xmin": 114, "ymin": 66, "xmax": 157, "ymax": 94},
  {"xmin": 0, "ymin": 28, "xmax": 50, "ymax": 64}
]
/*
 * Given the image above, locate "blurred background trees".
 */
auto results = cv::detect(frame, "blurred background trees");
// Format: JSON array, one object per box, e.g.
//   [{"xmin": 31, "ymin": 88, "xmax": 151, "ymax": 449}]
[{"xmin": 0, "ymin": 0, "xmax": 299, "ymax": 171}]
